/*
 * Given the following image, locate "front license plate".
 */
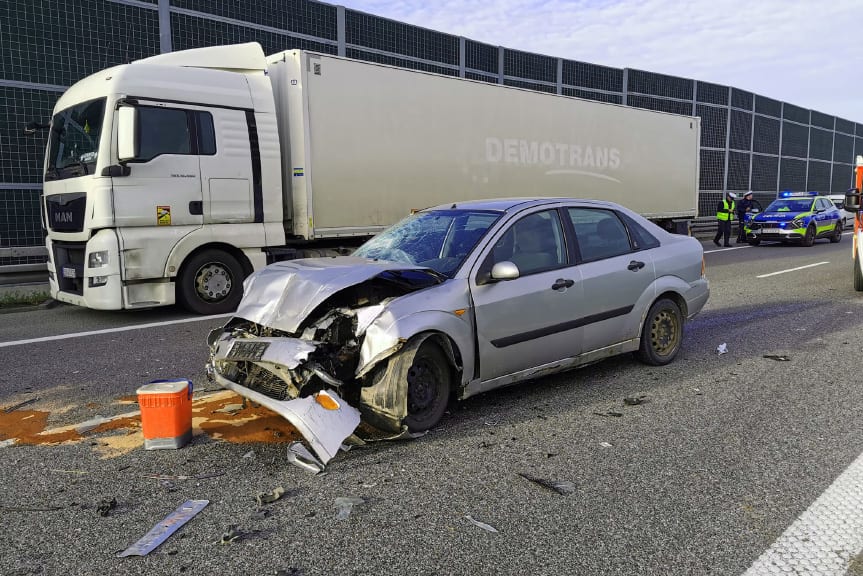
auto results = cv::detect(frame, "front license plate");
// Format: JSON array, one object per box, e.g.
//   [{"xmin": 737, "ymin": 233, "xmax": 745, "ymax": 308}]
[
  {"xmin": 62, "ymin": 266, "xmax": 77, "ymax": 279},
  {"xmin": 227, "ymin": 340, "xmax": 269, "ymax": 361},
  {"xmin": 760, "ymin": 228, "xmax": 780, "ymax": 234}
]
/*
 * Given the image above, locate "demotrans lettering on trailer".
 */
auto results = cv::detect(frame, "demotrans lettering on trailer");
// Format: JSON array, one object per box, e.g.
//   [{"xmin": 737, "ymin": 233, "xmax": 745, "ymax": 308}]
[{"xmin": 485, "ymin": 137, "xmax": 622, "ymax": 181}]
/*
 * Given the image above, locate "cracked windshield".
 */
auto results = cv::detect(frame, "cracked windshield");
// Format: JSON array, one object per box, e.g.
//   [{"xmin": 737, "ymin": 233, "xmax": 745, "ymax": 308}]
[
  {"xmin": 46, "ymin": 97, "xmax": 105, "ymax": 179},
  {"xmin": 353, "ymin": 209, "xmax": 500, "ymax": 277}
]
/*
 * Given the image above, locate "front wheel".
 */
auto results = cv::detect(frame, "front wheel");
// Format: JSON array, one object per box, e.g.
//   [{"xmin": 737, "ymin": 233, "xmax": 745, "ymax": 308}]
[
  {"xmin": 748, "ymin": 238, "xmax": 761, "ymax": 246},
  {"xmin": 360, "ymin": 337, "xmax": 452, "ymax": 432},
  {"xmin": 802, "ymin": 225, "xmax": 816, "ymax": 247},
  {"xmin": 830, "ymin": 221, "xmax": 842, "ymax": 243},
  {"xmin": 177, "ymin": 249, "xmax": 245, "ymax": 315},
  {"xmin": 636, "ymin": 298, "xmax": 683, "ymax": 366}
]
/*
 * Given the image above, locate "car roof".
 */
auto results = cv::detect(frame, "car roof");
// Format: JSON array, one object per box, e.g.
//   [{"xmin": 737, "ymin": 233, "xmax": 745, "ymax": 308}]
[{"xmin": 424, "ymin": 197, "xmax": 621, "ymax": 212}]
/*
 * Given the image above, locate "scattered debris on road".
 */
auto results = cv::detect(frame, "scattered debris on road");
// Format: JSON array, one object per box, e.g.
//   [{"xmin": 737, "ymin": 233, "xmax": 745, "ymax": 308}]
[
  {"xmin": 599, "ymin": 442, "xmax": 613, "ymax": 448},
  {"xmin": 518, "ymin": 473, "xmax": 576, "ymax": 496},
  {"xmin": 96, "ymin": 497, "xmax": 117, "ymax": 517},
  {"xmin": 464, "ymin": 514, "xmax": 498, "ymax": 533},
  {"xmin": 219, "ymin": 525, "xmax": 244, "ymax": 544},
  {"xmin": 763, "ymin": 354, "xmax": 791, "ymax": 361},
  {"xmin": 3, "ymin": 397, "xmax": 39, "ymax": 413},
  {"xmin": 255, "ymin": 486, "xmax": 286, "ymax": 507},
  {"xmin": 716, "ymin": 343, "xmax": 728, "ymax": 355},
  {"xmin": 623, "ymin": 395, "xmax": 648, "ymax": 406},
  {"xmin": 117, "ymin": 499, "xmax": 209, "ymax": 557},
  {"xmin": 334, "ymin": 497, "xmax": 365, "ymax": 520},
  {"xmin": 593, "ymin": 411, "xmax": 623, "ymax": 418}
]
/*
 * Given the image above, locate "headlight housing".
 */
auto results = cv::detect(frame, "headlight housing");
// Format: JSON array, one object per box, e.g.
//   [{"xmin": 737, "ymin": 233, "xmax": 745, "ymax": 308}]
[{"xmin": 88, "ymin": 250, "xmax": 109, "ymax": 268}]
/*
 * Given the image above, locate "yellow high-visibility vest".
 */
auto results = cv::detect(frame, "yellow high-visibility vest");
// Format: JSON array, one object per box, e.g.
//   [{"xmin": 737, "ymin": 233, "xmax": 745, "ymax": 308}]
[{"xmin": 716, "ymin": 199, "xmax": 735, "ymax": 221}]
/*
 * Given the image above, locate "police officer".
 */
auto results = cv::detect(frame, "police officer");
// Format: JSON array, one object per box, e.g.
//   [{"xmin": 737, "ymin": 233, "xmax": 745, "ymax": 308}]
[
  {"xmin": 713, "ymin": 191, "xmax": 736, "ymax": 247},
  {"xmin": 736, "ymin": 191, "xmax": 754, "ymax": 243}
]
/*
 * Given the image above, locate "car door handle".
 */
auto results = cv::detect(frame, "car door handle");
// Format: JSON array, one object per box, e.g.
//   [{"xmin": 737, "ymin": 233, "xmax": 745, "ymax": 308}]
[
  {"xmin": 628, "ymin": 260, "xmax": 645, "ymax": 271},
  {"xmin": 551, "ymin": 278, "xmax": 575, "ymax": 291}
]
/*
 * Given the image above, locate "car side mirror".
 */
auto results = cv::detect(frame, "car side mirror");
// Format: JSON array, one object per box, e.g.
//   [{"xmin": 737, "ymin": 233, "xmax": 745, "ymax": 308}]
[
  {"xmin": 490, "ymin": 261, "xmax": 520, "ymax": 281},
  {"xmin": 846, "ymin": 189, "xmax": 861, "ymax": 212},
  {"xmin": 117, "ymin": 106, "xmax": 138, "ymax": 162}
]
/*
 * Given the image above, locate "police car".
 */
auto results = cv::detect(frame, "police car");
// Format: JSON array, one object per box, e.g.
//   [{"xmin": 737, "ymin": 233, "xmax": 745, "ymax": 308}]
[{"xmin": 745, "ymin": 191, "xmax": 843, "ymax": 246}]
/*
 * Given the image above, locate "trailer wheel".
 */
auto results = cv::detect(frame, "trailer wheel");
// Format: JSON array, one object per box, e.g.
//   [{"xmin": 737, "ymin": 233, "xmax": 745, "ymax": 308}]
[
  {"xmin": 177, "ymin": 249, "xmax": 244, "ymax": 315},
  {"xmin": 855, "ymin": 253, "xmax": 863, "ymax": 292},
  {"xmin": 636, "ymin": 298, "xmax": 683, "ymax": 366}
]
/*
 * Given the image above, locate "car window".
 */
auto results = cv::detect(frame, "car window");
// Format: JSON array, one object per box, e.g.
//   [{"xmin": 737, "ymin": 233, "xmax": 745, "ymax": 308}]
[
  {"xmin": 138, "ymin": 107, "xmax": 192, "ymax": 161},
  {"xmin": 566, "ymin": 208, "xmax": 633, "ymax": 262},
  {"xmin": 617, "ymin": 211, "xmax": 660, "ymax": 250},
  {"xmin": 485, "ymin": 209, "xmax": 567, "ymax": 276}
]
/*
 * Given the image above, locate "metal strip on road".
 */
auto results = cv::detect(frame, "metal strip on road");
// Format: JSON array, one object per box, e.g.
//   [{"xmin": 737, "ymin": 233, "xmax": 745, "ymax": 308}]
[
  {"xmin": 743, "ymin": 449, "xmax": 863, "ymax": 575},
  {"xmin": 0, "ymin": 314, "xmax": 231, "ymax": 348},
  {"xmin": 756, "ymin": 262, "xmax": 829, "ymax": 278}
]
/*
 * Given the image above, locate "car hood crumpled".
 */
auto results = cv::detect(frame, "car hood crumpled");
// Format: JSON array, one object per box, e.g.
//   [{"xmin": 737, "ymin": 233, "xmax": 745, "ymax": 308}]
[{"xmin": 234, "ymin": 256, "xmax": 443, "ymax": 333}]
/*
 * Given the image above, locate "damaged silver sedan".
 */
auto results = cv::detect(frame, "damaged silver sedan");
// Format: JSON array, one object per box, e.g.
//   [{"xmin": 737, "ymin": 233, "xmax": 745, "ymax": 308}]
[{"xmin": 208, "ymin": 198, "xmax": 709, "ymax": 460}]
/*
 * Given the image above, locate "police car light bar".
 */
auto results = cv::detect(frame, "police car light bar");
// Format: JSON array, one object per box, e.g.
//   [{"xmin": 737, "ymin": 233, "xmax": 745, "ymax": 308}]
[{"xmin": 779, "ymin": 191, "xmax": 818, "ymax": 198}]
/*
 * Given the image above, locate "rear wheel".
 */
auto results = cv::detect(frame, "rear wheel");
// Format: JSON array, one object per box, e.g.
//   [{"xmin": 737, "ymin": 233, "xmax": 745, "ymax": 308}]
[
  {"xmin": 802, "ymin": 224, "xmax": 816, "ymax": 247},
  {"xmin": 177, "ymin": 249, "xmax": 245, "ymax": 315},
  {"xmin": 830, "ymin": 221, "xmax": 842, "ymax": 243},
  {"xmin": 636, "ymin": 298, "xmax": 683, "ymax": 366}
]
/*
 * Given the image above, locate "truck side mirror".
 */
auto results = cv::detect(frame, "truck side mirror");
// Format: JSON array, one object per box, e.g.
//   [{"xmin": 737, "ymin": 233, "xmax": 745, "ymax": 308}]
[
  {"xmin": 846, "ymin": 189, "xmax": 861, "ymax": 212},
  {"xmin": 117, "ymin": 106, "xmax": 138, "ymax": 162}
]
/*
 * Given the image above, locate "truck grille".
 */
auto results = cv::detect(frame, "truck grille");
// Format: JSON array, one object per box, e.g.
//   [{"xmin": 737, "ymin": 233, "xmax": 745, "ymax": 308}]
[
  {"xmin": 52, "ymin": 241, "xmax": 86, "ymax": 295},
  {"xmin": 45, "ymin": 193, "xmax": 86, "ymax": 233}
]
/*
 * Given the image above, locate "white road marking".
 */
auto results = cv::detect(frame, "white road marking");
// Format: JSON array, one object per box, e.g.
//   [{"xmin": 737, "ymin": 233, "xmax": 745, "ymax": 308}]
[
  {"xmin": 704, "ymin": 245, "xmax": 751, "ymax": 253},
  {"xmin": 756, "ymin": 261, "xmax": 829, "ymax": 278},
  {"xmin": 0, "ymin": 314, "xmax": 232, "ymax": 349},
  {"xmin": 743, "ymin": 449, "xmax": 863, "ymax": 575}
]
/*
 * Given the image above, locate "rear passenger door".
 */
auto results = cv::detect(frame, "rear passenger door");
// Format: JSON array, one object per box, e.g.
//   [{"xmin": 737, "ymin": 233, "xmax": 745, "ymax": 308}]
[{"xmin": 565, "ymin": 208, "xmax": 657, "ymax": 354}]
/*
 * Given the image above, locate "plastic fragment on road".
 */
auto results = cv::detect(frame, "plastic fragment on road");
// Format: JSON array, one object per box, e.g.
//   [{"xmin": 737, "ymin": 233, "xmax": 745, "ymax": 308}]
[
  {"xmin": 219, "ymin": 524, "xmax": 243, "ymax": 545},
  {"xmin": 117, "ymin": 499, "xmax": 209, "ymax": 557},
  {"xmin": 763, "ymin": 354, "xmax": 791, "ymax": 361},
  {"xmin": 518, "ymin": 473, "xmax": 576, "ymax": 496},
  {"xmin": 255, "ymin": 486, "xmax": 285, "ymax": 507},
  {"xmin": 716, "ymin": 343, "xmax": 728, "ymax": 355},
  {"xmin": 593, "ymin": 411, "xmax": 623, "ymax": 418},
  {"xmin": 599, "ymin": 442, "xmax": 613, "ymax": 448},
  {"xmin": 287, "ymin": 441, "xmax": 326, "ymax": 475},
  {"xmin": 465, "ymin": 515, "xmax": 498, "ymax": 533},
  {"xmin": 623, "ymin": 395, "xmax": 648, "ymax": 406},
  {"xmin": 334, "ymin": 496, "xmax": 365, "ymax": 520},
  {"xmin": 3, "ymin": 397, "xmax": 38, "ymax": 413}
]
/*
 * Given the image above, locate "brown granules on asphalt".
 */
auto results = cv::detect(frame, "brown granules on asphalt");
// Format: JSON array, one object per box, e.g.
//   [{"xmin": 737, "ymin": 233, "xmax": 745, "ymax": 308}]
[
  {"xmin": 194, "ymin": 396, "xmax": 300, "ymax": 444},
  {"xmin": 0, "ymin": 392, "xmax": 299, "ymax": 447},
  {"xmin": 0, "ymin": 410, "xmax": 82, "ymax": 445}
]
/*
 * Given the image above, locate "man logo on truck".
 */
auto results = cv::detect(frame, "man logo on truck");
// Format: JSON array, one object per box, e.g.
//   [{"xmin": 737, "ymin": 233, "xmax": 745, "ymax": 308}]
[
  {"xmin": 53, "ymin": 211, "xmax": 73, "ymax": 224},
  {"xmin": 485, "ymin": 137, "xmax": 621, "ymax": 181}
]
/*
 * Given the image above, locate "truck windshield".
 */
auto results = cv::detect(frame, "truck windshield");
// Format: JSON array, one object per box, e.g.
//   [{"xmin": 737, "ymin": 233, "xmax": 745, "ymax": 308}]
[
  {"xmin": 45, "ymin": 98, "xmax": 106, "ymax": 180},
  {"xmin": 354, "ymin": 209, "xmax": 501, "ymax": 278}
]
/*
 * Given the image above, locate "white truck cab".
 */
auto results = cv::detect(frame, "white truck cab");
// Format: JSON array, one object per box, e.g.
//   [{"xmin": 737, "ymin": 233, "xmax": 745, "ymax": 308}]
[{"xmin": 44, "ymin": 44, "xmax": 282, "ymax": 313}]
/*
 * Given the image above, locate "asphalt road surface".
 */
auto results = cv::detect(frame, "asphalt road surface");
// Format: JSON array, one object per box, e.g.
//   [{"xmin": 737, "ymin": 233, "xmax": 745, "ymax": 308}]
[{"xmin": 1, "ymin": 235, "xmax": 862, "ymax": 576}]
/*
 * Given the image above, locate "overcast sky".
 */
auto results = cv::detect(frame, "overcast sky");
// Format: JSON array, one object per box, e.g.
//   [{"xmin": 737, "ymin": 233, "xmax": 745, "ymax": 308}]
[{"xmin": 339, "ymin": 0, "xmax": 861, "ymax": 124}]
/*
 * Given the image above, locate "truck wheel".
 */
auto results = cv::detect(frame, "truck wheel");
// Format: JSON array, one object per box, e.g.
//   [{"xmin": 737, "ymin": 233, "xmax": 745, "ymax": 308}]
[
  {"xmin": 177, "ymin": 249, "xmax": 244, "ymax": 315},
  {"xmin": 802, "ymin": 225, "xmax": 816, "ymax": 247},
  {"xmin": 830, "ymin": 221, "xmax": 842, "ymax": 243},
  {"xmin": 636, "ymin": 298, "xmax": 682, "ymax": 366},
  {"xmin": 855, "ymin": 254, "xmax": 863, "ymax": 292}
]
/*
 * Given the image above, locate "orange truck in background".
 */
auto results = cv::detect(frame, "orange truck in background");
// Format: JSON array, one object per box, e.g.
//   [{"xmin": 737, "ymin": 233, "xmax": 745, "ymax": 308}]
[{"xmin": 847, "ymin": 155, "xmax": 863, "ymax": 290}]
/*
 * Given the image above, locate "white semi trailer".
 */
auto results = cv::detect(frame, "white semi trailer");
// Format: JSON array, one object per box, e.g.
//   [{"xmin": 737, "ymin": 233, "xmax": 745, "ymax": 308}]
[{"xmin": 40, "ymin": 42, "xmax": 701, "ymax": 314}]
